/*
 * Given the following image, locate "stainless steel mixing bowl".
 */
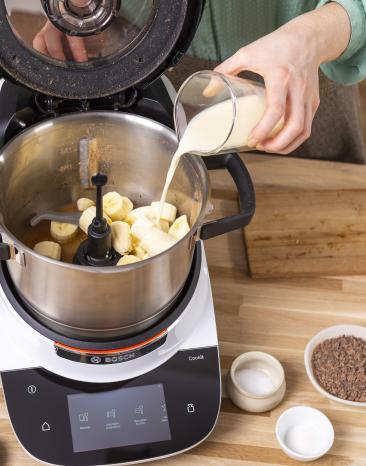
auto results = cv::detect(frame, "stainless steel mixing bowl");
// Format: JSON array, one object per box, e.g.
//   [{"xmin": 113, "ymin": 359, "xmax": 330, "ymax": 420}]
[{"xmin": 0, "ymin": 111, "xmax": 255, "ymax": 339}]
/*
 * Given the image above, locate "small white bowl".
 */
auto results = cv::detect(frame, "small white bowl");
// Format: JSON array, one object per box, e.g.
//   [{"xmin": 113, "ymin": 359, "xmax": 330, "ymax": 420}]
[
  {"xmin": 276, "ymin": 406, "xmax": 334, "ymax": 462},
  {"xmin": 304, "ymin": 325, "xmax": 366, "ymax": 407},
  {"xmin": 226, "ymin": 351, "xmax": 286, "ymax": 413}
]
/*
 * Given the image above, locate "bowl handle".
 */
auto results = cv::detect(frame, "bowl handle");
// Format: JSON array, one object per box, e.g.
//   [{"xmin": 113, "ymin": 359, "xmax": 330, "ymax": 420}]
[
  {"xmin": 0, "ymin": 243, "xmax": 11, "ymax": 261},
  {"xmin": 199, "ymin": 153, "xmax": 256, "ymax": 240},
  {"xmin": 0, "ymin": 234, "xmax": 26, "ymax": 266}
]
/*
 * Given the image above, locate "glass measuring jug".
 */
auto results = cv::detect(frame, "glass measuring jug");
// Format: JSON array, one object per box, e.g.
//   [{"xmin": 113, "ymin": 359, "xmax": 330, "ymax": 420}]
[{"xmin": 174, "ymin": 70, "xmax": 281, "ymax": 155}]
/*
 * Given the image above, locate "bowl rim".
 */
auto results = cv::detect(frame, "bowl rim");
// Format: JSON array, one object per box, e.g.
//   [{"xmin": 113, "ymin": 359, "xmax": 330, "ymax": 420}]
[
  {"xmin": 304, "ymin": 324, "xmax": 366, "ymax": 407},
  {"xmin": 275, "ymin": 405, "xmax": 335, "ymax": 460},
  {"xmin": 229, "ymin": 351, "xmax": 285, "ymax": 400},
  {"xmin": 0, "ymin": 111, "xmax": 211, "ymax": 273}
]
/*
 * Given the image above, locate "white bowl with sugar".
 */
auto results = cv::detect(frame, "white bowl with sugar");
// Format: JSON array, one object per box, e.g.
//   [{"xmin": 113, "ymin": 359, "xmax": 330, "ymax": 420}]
[{"xmin": 276, "ymin": 406, "xmax": 334, "ymax": 462}]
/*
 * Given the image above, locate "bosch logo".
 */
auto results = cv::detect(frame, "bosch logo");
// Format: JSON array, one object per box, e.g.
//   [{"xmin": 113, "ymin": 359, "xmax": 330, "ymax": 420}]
[
  {"xmin": 119, "ymin": 353, "xmax": 136, "ymax": 361},
  {"xmin": 90, "ymin": 356, "xmax": 102, "ymax": 364},
  {"xmin": 103, "ymin": 353, "xmax": 137, "ymax": 364}
]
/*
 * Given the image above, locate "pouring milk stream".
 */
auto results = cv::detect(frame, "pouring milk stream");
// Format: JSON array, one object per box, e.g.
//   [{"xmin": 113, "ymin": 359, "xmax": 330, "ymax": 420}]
[{"xmin": 157, "ymin": 72, "xmax": 282, "ymax": 222}]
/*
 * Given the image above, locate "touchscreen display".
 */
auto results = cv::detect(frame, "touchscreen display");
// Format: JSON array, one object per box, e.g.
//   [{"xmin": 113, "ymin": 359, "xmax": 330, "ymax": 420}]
[{"xmin": 68, "ymin": 384, "xmax": 171, "ymax": 453}]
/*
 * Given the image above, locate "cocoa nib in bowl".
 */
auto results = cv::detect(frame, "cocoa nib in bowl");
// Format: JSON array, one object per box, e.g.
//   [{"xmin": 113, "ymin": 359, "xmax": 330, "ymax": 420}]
[{"xmin": 311, "ymin": 335, "xmax": 366, "ymax": 402}]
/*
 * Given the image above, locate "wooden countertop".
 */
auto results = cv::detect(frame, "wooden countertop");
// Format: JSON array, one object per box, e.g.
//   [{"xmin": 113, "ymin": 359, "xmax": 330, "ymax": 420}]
[{"xmin": 2, "ymin": 154, "xmax": 366, "ymax": 466}]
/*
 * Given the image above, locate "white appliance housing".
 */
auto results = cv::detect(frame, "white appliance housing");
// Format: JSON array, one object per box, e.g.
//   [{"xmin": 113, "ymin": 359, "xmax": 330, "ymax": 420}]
[{"xmin": 0, "ymin": 245, "xmax": 221, "ymax": 466}]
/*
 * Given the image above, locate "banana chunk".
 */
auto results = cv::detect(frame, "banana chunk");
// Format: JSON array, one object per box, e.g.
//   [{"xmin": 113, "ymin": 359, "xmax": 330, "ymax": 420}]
[
  {"xmin": 141, "ymin": 228, "xmax": 177, "ymax": 256},
  {"xmin": 169, "ymin": 215, "xmax": 190, "ymax": 240},
  {"xmin": 125, "ymin": 206, "xmax": 152, "ymax": 225},
  {"xmin": 134, "ymin": 245, "xmax": 149, "ymax": 259},
  {"xmin": 151, "ymin": 202, "xmax": 177, "ymax": 223},
  {"xmin": 79, "ymin": 206, "xmax": 112, "ymax": 234},
  {"xmin": 125, "ymin": 206, "xmax": 170, "ymax": 233},
  {"xmin": 103, "ymin": 192, "xmax": 133, "ymax": 221},
  {"xmin": 34, "ymin": 241, "xmax": 61, "ymax": 261},
  {"xmin": 111, "ymin": 222, "xmax": 132, "ymax": 255},
  {"xmin": 50, "ymin": 221, "xmax": 79, "ymax": 244},
  {"xmin": 117, "ymin": 255, "xmax": 141, "ymax": 266},
  {"xmin": 131, "ymin": 215, "xmax": 155, "ymax": 242},
  {"xmin": 156, "ymin": 219, "xmax": 170, "ymax": 233},
  {"xmin": 77, "ymin": 198, "xmax": 95, "ymax": 212}
]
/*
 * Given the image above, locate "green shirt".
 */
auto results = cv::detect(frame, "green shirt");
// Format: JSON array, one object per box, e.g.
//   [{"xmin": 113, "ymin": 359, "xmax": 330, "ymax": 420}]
[{"xmin": 189, "ymin": 0, "xmax": 366, "ymax": 85}]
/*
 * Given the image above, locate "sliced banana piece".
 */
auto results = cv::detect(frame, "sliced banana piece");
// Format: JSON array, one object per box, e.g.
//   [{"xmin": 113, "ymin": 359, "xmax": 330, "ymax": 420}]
[
  {"xmin": 117, "ymin": 255, "xmax": 141, "ymax": 266},
  {"xmin": 155, "ymin": 220, "xmax": 170, "ymax": 233},
  {"xmin": 131, "ymin": 234, "xmax": 140, "ymax": 250},
  {"xmin": 103, "ymin": 192, "xmax": 133, "ymax": 221},
  {"xmin": 151, "ymin": 202, "xmax": 177, "ymax": 223},
  {"xmin": 79, "ymin": 206, "xmax": 112, "ymax": 234},
  {"xmin": 50, "ymin": 221, "xmax": 79, "ymax": 244},
  {"xmin": 125, "ymin": 206, "xmax": 152, "ymax": 225},
  {"xmin": 131, "ymin": 215, "xmax": 155, "ymax": 242},
  {"xmin": 169, "ymin": 215, "xmax": 190, "ymax": 240},
  {"xmin": 111, "ymin": 222, "xmax": 132, "ymax": 255},
  {"xmin": 141, "ymin": 228, "xmax": 177, "ymax": 256},
  {"xmin": 34, "ymin": 241, "xmax": 61, "ymax": 261},
  {"xmin": 134, "ymin": 245, "xmax": 149, "ymax": 259},
  {"xmin": 125, "ymin": 206, "xmax": 171, "ymax": 234},
  {"xmin": 77, "ymin": 198, "xmax": 95, "ymax": 212}
]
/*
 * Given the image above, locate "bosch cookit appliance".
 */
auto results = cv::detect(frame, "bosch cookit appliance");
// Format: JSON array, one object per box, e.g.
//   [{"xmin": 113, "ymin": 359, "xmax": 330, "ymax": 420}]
[{"xmin": 0, "ymin": 1, "xmax": 255, "ymax": 464}]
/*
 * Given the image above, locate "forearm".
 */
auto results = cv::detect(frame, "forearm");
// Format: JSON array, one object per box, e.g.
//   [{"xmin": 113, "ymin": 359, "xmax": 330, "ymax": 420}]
[{"xmin": 281, "ymin": 2, "xmax": 351, "ymax": 64}]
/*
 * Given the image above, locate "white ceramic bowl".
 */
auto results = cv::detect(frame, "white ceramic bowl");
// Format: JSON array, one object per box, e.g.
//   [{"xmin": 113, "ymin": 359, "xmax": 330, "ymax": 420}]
[
  {"xmin": 276, "ymin": 406, "xmax": 334, "ymax": 462},
  {"xmin": 304, "ymin": 325, "xmax": 366, "ymax": 407},
  {"xmin": 226, "ymin": 351, "xmax": 286, "ymax": 413}
]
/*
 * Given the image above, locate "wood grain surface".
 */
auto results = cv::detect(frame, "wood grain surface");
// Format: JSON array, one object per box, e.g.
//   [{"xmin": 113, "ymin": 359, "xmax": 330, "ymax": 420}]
[
  {"xmin": 244, "ymin": 188, "xmax": 366, "ymax": 278},
  {"xmin": 2, "ymin": 154, "xmax": 366, "ymax": 466}
]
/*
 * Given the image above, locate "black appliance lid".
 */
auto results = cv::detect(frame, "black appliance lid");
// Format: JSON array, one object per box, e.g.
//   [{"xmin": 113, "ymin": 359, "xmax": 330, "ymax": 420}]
[{"xmin": 0, "ymin": 0, "xmax": 204, "ymax": 99}]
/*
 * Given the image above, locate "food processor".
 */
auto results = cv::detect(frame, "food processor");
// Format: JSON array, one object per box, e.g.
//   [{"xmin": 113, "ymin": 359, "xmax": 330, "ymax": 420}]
[{"xmin": 0, "ymin": 1, "xmax": 256, "ymax": 465}]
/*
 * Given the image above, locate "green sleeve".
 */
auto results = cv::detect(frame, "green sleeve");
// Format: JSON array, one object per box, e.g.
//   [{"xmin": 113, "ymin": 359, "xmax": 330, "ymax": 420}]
[{"xmin": 317, "ymin": 0, "xmax": 366, "ymax": 85}]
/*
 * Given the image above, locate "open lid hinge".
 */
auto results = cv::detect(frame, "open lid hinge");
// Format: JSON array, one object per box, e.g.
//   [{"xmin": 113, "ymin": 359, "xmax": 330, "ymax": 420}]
[{"xmin": 34, "ymin": 88, "xmax": 140, "ymax": 117}]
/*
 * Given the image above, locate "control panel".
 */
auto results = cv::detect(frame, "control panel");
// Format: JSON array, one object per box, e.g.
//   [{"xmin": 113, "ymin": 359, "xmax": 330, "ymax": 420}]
[{"xmin": 1, "ymin": 347, "xmax": 220, "ymax": 466}]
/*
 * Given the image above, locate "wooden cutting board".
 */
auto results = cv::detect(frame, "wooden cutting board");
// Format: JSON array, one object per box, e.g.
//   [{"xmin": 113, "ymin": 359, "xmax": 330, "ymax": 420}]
[{"xmin": 239, "ymin": 155, "xmax": 366, "ymax": 278}]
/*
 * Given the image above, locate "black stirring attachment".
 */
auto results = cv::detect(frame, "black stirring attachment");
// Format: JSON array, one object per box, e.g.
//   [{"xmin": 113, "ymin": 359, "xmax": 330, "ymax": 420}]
[{"xmin": 74, "ymin": 173, "xmax": 120, "ymax": 267}]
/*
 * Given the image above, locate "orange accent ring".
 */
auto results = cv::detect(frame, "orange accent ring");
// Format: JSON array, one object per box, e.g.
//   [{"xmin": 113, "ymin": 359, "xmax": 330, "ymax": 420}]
[{"xmin": 55, "ymin": 329, "xmax": 168, "ymax": 355}]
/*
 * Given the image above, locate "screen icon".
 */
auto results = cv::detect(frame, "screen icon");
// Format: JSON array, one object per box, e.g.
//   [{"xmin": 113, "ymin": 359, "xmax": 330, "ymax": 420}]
[
  {"xmin": 78, "ymin": 412, "xmax": 89, "ymax": 423},
  {"xmin": 107, "ymin": 409, "xmax": 116, "ymax": 419},
  {"xmin": 134, "ymin": 405, "xmax": 144, "ymax": 416}
]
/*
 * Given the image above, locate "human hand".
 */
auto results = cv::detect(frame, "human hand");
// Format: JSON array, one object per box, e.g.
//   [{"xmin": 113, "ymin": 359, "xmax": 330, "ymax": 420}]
[
  {"xmin": 33, "ymin": 21, "xmax": 88, "ymax": 62},
  {"xmin": 215, "ymin": 3, "xmax": 351, "ymax": 154}
]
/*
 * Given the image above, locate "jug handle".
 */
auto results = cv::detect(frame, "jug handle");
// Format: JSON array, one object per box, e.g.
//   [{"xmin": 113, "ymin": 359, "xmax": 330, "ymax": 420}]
[{"xmin": 199, "ymin": 153, "xmax": 256, "ymax": 240}]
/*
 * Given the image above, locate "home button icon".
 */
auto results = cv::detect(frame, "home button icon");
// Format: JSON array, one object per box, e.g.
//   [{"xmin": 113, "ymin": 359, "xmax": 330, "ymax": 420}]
[{"xmin": 41, "ymin": 421, "xmax": 51, "ymax": 432}]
